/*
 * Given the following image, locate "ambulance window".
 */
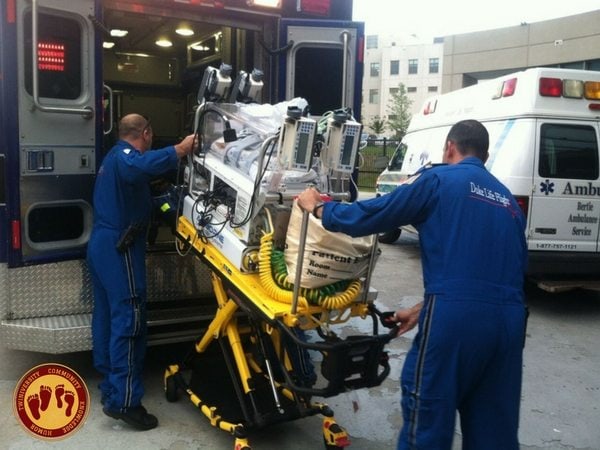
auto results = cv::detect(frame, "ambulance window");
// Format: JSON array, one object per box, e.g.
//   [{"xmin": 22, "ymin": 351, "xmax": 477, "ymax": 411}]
[
  {"xmin": 27, "ymin": 205, "xmax": 84, "ymax": 243},
  {"xmin": 23, "ymin": 12, "xmax": 82, "ymax": 100},
  {"xmin": 293, "ymin": 47, "xmax": 343, "ymax": 115},
  {"xmin": 389, "ymin": 143, "xmax": 406, "ymax": 170},
  {"xmin": 539, "ymin": 124, "xmax": 598, "ymax": 180}
]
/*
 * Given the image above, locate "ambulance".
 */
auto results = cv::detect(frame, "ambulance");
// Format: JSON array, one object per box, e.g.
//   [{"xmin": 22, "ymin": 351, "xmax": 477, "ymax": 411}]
[
  {"xmin": 375, "ymin": 67, "xmax": 600, "ymax": 286},
  {"xmin": 0, "ymin": 0, "xmax": 364, "ymax": 352}
]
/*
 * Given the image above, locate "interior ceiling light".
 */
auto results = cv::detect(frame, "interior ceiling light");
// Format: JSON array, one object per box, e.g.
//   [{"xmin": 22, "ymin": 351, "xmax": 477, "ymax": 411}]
[
  {"xmin": 110, "ymin": 29, "xmax": 128, "ymax": 37},
  {"xmin": 176, "ymin": 26, "xmax": 194, "ymax": 37},
  {"xmin": 247, "ymin": 0, "xmax": 281, "ymax": 7},
  {"xmin": 191, "ymin": 43, "xmax": 209, "ymax": 51},
  {"xmin": 103, "ymin": 41, "xmax": 115, "ymax": 49},
  {"xmin": 155, "ymin": 38, "xmax": 173, "ymax": 48}
]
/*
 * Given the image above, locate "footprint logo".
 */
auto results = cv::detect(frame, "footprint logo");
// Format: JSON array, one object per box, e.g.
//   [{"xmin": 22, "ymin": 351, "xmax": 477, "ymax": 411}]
[
  {"xmin": 64, "ymin": 391, "xmax": 75, "ymax": 417},
  {"xmin": 14, "ymin": 363, "xmax": 90, "ymax": 440},
  {"xmin": 39, "ymin": 385, "xmax": 52, "ymax": 412},
  {"xmin": 55, "ymin": 384, "xmax": 65, "ymax": 408},
  {"xmin": 27, "ymin": 394, "xmax": 41, "ymax": 420},
  {"xmin": 26, "ymin": 384, "xmax": 75, "ymax": 419}
]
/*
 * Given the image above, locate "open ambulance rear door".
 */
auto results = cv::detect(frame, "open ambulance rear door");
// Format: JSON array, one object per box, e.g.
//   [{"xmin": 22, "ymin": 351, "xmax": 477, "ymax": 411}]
[
  {"xmin": 278, "ymin": 19, "xmax": 363, "ymax": 119},
  {"xmin": 278, "ymin": 18, "xmax": 363, "ymax": 198},
  {"xmin": 7, "ymin": 0, "xmax": 100, "ymax": 267},
  {"xmin": 529, "ymin": 119, "xmax": 600, "ymax": 275}
]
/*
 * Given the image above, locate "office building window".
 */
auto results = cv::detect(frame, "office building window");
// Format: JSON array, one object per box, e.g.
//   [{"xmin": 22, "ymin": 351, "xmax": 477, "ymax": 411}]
[
  {"xmin": 429, "ymin": 58, "xmax": 439, "ymax": 74},
  {"xmin": 389, "ymin": 87, "xmax": 399, "ymax": 96},
  {"xmin": 587, "ymin": 59, "xmax": 600, "ymax": 71},
  {"xmin": 366, "ymin": 35, "xmax": 378, "ymax": 49},
  {"xmin": 370, "ymin": 62, "xmax": 380, "ymax": 77},
  {"xmin": 408, "ymin": 59, "xmax": 418, "ymax": 74},
  {"xmin": 390, "ymin": 60, "xmax": 399, "ymax": 75},
  {"xmin": 369, "ymin": 89, "xmax": 379, "ymax": 104},
  {"xmin": 407, "ymin": 87, "xmax": 417, "ymax": 93},
  {"xmin": 428, "ymin": 86, "xmax": 438, "ymax": 92}
]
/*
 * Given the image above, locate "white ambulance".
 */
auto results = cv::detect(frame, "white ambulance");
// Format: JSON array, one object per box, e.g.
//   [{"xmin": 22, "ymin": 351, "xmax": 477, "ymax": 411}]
[{"xmin": 375, "ymin": 67, "xmax": 600, "ymax": 287}]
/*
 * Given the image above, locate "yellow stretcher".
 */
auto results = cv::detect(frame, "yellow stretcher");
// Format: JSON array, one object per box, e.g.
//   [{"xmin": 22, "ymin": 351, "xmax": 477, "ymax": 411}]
[{"xmin": 164, "ymin": 213, "xmax": 397, "ymax": 450}]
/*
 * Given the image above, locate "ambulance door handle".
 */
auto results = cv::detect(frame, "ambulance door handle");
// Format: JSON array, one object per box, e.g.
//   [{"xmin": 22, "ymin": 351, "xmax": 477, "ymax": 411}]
[
  {"xmin": 340, "ymin": 30, "xmax": 351, "ymax": 108},
  {"xmin": 31, "ymin": 0, "xmax": 94, "ymax": 119},
  {"xmin": 103, "ymin": 85, "xmax": 114, "ymax": 136}
]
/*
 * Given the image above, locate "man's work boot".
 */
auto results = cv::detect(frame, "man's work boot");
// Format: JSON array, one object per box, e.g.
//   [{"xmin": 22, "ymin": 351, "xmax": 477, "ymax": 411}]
[{"xmin": 103, "ymin": 405, "xmax": 158, "ymax": 430}]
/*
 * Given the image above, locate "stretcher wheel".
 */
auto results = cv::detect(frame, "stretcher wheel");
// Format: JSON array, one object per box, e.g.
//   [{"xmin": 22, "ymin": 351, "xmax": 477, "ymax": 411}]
[
  {"xmin": 323, "ymin": 437, "xmax": 345, "ymax": 450},
  {"xmin": 234, "ymin": 437, "xmax": 251, "ymax": 450},
  {"xmin": 164, "ymin": 374, "xmax": 179, "ymax": 402},
  {"xmin": 322, "ymin": 419, "xmax": 350, "ymax": 449}
]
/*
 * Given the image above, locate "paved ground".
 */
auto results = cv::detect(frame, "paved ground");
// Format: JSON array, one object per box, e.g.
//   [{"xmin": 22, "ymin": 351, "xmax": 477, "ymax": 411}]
[{"xmin": 2, "ymin": 225, "xmax": 600, "ymax": 449}]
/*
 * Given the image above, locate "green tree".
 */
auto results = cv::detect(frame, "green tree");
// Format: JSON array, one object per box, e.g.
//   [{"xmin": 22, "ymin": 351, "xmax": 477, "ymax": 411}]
[
  {"xmin": 368, "ymin": 115, "xmax": 386, "ymax": 136},
  {"xmin": 387, "ymin": 84, "xmax": 412, "ymax": 139}
]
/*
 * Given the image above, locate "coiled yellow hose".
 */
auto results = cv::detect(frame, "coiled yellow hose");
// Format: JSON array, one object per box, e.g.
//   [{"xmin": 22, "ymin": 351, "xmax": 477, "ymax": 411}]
[
  {"xmin": 257, "ymin": 211, "xmax": 362, "ymax": 310},
  {"xmin": 270, "ymin": 249, "xmax": 348, "ymax": 304},
  {"xmin": 258, "ymin": 231, "xmax": 306, "ymax": 305},
  {"xmin": 321, "ymin": 279, "xmax": 362, "ymax": 310}
]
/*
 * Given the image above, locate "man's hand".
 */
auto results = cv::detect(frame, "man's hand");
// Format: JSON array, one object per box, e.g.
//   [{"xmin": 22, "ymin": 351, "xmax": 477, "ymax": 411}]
[
  {"xmin": 391, "ymin": 302, "xmax": 423, "ymax": 336},
  {"xmin": 297, "ymin": 187, "xmax": 322, "ymax": 214},
  {"xmin": 174, "ymin": 134, "xmax": 197, "ymax": 158}
]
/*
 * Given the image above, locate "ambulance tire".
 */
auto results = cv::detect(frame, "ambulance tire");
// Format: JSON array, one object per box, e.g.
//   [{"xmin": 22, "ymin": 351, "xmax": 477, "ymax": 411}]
[{"xmin": 378, "ymin": 229, "xmax": 401, "ymax": 244}]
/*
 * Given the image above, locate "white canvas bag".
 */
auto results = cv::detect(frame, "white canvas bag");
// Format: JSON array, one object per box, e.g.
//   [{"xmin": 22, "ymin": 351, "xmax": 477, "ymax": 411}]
[{"xmin": 284, "ymin": 201, "xmax": 374, "ymax": 288}]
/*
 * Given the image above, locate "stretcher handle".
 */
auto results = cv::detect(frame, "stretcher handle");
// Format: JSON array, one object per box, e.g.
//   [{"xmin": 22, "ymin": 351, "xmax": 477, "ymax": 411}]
[
  {"xmin": 368, "ymin": 303, "xmax": 400, "ymax": 336},
  {"xmin": 361, "ymin": 235, "xmax": 379, "ymax": 303},
  {"xmin": 275, "ymin": 321, "xmax": 393, "ymax": 397},
  {"xmin": 291, "ymin": 209, "xmax": 310, "ymax": 314}
]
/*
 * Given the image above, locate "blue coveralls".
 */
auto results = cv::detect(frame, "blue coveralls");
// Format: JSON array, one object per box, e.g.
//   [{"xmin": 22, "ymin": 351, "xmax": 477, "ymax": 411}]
[
  {"xmin": 321, "ymin": 157, "xmax": 528, "ymax": 450},
  {"xmin": 87, "ymin": 140, "xmax": 178, "ymax": 412}
]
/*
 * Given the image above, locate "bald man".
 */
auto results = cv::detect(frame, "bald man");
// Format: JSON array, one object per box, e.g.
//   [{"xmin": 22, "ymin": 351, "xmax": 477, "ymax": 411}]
[{"xmin": 87, "ymin": 114, "xmax": 196, "ymax": 430}]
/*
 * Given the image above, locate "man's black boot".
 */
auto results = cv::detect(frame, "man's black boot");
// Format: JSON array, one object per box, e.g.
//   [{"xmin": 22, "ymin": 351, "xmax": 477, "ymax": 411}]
[{"xmin": 103, "ymin": 405, "xmax": 158, "ymax": 430}]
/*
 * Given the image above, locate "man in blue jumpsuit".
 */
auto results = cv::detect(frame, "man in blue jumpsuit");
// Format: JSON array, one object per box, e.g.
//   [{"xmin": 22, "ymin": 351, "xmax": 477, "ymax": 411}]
[
  {"xmin": 87, "ymin": 114, "xmax": 196, "ymax": 430},
  {"xmin": 298, "ymin": 120, "xmax": 528, "ymax": 449}
]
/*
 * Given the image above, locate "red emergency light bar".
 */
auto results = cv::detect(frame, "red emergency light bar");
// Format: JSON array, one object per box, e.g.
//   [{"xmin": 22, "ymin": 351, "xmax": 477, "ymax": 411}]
[
  {"xmin": 502, "ymin": 78, "xmax": 517, "ymax": 97},
  {"xmin": 491, "ymin": 75, "xmax": 600, "ymax": 111},
  {"xmin": 539, "ymin": 77, "xmax": 600, "ymax": 100},
  {"xmin": 38, "ymin": 42, "xmax": 65, "ymax": 72},
  {"xmin": 539, "ymin": 77, "xmax": 562, "ymax": 97},
  {"xmin": 422, "ymin": 99, "xmax": 437, "ymax": 115},
  {"xmin": 300, "ymin": 0, "xmax": 330, "ymax": 15},
  {"xmin": 537, "ymin": 76, "xmax": 600, "ymax": 110}
]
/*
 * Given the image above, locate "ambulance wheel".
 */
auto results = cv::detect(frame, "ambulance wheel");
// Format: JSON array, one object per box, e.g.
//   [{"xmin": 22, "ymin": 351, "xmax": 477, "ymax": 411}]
[
  {"xmin": 165, "ymin": 374, "xmax": 179, "ymax": 402},
  {"xmin": 378, "ymin": 228, "xmax": 401, "ymax": 244}
]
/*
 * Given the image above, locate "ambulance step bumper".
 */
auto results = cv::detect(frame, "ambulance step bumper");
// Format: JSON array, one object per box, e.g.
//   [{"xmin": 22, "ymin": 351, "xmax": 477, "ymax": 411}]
[
  {"xmin": 532, "ymin": 278, "xmax": 600, "ymax": 293},
  {"xmin": 1, "ymin": 306, "xmax": 215, "ymax": 354}
]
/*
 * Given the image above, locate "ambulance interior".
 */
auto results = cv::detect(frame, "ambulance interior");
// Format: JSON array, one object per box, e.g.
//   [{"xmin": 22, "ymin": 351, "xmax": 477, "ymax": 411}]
[
  {"xmin": 101, "ymin": 8, "xmax": 239, "ymax": 150},
  {"xmin": 100, "ymin": 6, "xmax": 345, "ymax": 149}
]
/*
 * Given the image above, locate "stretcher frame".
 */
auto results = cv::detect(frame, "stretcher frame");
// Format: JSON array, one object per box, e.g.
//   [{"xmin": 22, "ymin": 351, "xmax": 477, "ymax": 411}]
[{"xmin": 164, "ymin": 210, "xmax": 396, "ymax": 450}]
